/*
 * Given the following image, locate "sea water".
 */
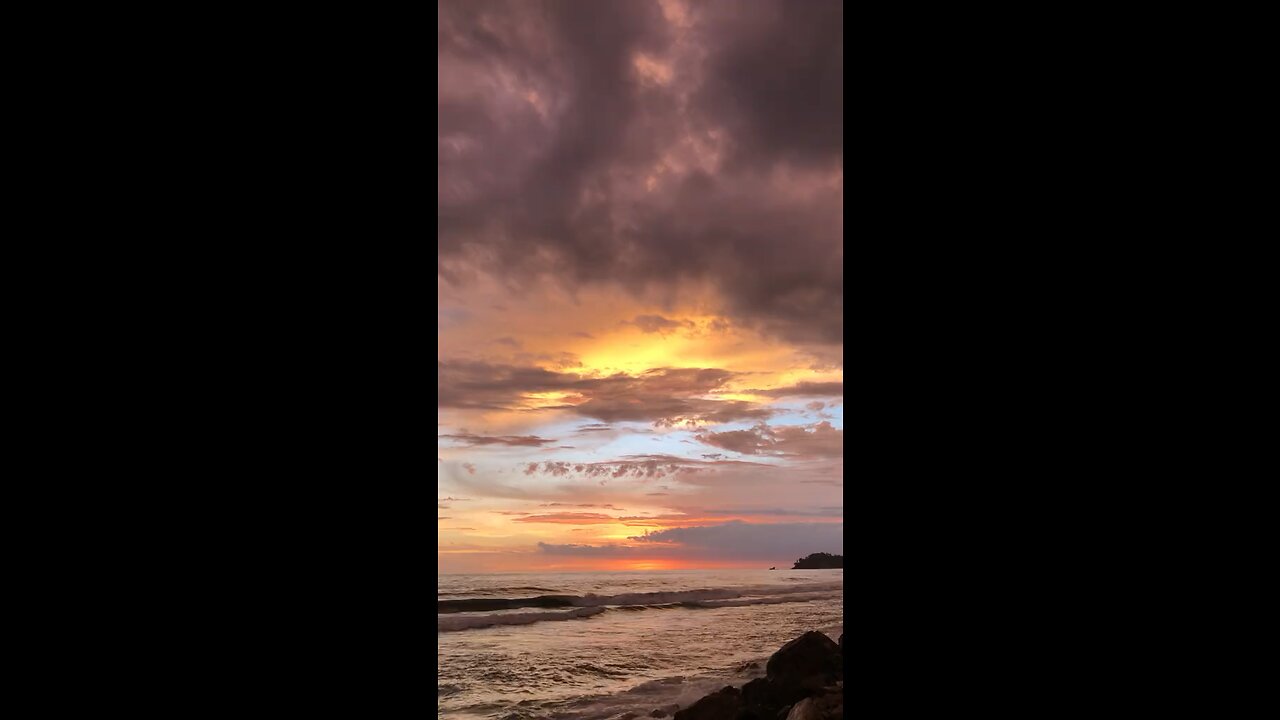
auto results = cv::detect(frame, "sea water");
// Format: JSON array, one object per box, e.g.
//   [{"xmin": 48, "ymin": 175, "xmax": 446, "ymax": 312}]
[{"xmin": 438, "ymin": 568, "xmax": 843, "ymax": 719}]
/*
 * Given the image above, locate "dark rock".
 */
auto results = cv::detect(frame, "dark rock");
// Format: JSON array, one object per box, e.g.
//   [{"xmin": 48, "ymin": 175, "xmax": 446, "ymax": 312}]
[
  {"xmin": 776, "ymin": 705, "xmax": 792, "ymax": 720},
  {"xmin": 766, "ymin": 632, "xmax": 841, "ymax": 704},
  {"xmin": 811, "ymin": 691, "xmax": 842, "ymax": 720},
  {"xmin": 799, "ymin": 674, "xmax": 831, "ymax": 694},
  {"xmin": 651, "ymin": 710, "xmax": 668, "ymax": 718},
  {"xmin": 741, "ymin": 677, "xmax": 782, "ymax": 719},
  {"xmin": 783, "ymin": 698, "xmax": 821, "ymax": 720},
  {"xmin": 674, "ymin": 686, "xmax": 741, "ymax": 720}
]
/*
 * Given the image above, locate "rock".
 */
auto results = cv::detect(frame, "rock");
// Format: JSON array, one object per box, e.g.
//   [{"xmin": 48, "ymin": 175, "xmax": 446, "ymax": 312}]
[
  {"xmin": 651, "ymin": 710, "xmax": 668, "ymax": 718},
  {"xmin": 776, "ymin": 705, "xmax": 792, "ymax": 720},
  {"xmin": 765, "ymin": 632, "xmax": 841, "ymax": 704},
  {"xmin": 674, "ymin": 686, "xmax": 741, "ymax": 720},
  {"xmin": 784, "ymin": 698, "xmax": 822, "ymax": 720},
  {"xmin": 741, "ymin": 677, "xmax": 782, "ymax": 719},
  {"xmin": 799, "ymin": 674, "xmax": 830, "ymax": 694},
  {"xmin": 812, "ymin": 691, "xmax": 842, "ymax": 720}
]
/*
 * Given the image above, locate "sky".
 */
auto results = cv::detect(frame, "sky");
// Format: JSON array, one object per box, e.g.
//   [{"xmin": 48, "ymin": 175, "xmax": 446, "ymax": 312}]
[{"xmin": 438, "ymin": 0, "xmax": 843, "ymax": 573}]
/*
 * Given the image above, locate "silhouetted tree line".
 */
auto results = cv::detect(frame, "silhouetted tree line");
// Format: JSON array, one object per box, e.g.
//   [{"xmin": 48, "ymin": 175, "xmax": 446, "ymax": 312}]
[{"xmin": 792, "ymin": 552, "xmax": 843, "ymax": 569}]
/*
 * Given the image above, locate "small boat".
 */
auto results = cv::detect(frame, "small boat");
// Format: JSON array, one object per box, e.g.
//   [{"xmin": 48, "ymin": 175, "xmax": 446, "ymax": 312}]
[{"xmin": 769, "ymin": 566, "xmax": 776, "ymax": 570}]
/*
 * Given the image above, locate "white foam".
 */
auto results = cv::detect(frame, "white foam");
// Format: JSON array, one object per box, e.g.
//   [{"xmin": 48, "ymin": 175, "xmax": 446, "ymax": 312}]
[{"xmin": 438, "ymin": 606, "xmax": 607, "ymax": 632}]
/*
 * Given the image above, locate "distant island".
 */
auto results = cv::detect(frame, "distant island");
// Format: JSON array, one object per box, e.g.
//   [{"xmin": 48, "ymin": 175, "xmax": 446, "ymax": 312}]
[{"xmin": 792, "ymin": 552, "xmax": 843, "ymax": 569}]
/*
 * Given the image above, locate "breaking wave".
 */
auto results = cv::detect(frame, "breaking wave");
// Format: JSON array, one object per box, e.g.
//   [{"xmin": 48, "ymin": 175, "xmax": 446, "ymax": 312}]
[
  {"xmin": 438, "ymin": 606, "xmax": 607, "ymax": 632},
  {"xmin": 438, "ymin": 582, "xmax": 842, "ymax": 614},
  {"xmin": 438, "ymin": 591, "xmax": 841, "ymax": 632}
]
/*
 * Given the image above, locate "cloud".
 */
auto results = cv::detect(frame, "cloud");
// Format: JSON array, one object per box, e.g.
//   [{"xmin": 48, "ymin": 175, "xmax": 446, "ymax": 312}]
[
  {"xmin": 692, "ymin": 1, "xmax": 843, "ymax": 170},
  {"xmin": 513, "ymin": 513, "xmax": 618, "ymax": 524},
  {"xmin": 494, "ymin": 336, "xmax": 522, "ymax": 348},
  {"xmin": 632, "ymin": 521, "xmax": 843, "ymax": 559},
  {"xmin": 519, "ymin": 453, "xmax": 768, "ymax": 482},
  {"xmin": 696, "ymin": 421, "xmax": 842, "ymax": 457},
  {"xmin": 538, "ymin": 521, "xmax": 842, "ymax": 561},
  {"xmin": 703, "ymin": 508, "xmax": 842, "ymax": 517},
  {"xmin": 628, "ymin": 314, "xmax": 693, "ymax": 333},
  {"xmin": 694, "ymin": 428, "xmax": 773, "ymax": 455},
  {"xmin": 439, "ymin": 432, "xmax": 556, "ymax": 447},
  {"xmin": 537, "ymin": 542, "xmax": 640, "ymax": 556},
  {"xmin": 438, "ymin": 361, "xmax": 771, "ymax": 425},
  {"xmin": 437, "ymin": 0, "xmax": 843, "ymax": 347},
  {"xmin": 754, "ymin": 382, "xmax": 844, "ymax": 398},
  {"xmin": 461, "ymin": 463, "xmax": 476, "ymax": 474}
]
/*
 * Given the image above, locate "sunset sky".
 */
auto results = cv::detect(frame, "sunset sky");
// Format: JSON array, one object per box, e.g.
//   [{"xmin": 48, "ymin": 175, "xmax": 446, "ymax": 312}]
[{"xmin": 438, "ymin": 0, "xmax": 843, "ymax": 573}]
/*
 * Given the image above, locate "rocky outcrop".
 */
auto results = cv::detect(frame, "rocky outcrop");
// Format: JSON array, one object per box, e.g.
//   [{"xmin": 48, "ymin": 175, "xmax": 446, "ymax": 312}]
[
  {"xmin": 666, "ymin": 631, "xmax": 843, "ymax": 720},
  {"xmin": 784, "ymin": 697, "xmax": 822, "ymax": 720},
  {"xmin": 766, "ymin": 631, "xmax": 841, "ymax": 704},
  {"xmin": 672, "ymin": 686, "xmax": 742, "ymax": 720}
]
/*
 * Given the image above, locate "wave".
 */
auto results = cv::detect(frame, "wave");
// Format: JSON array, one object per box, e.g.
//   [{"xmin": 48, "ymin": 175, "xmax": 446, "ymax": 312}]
[
  {"xmin": 682, "ymin": 592, "xmax": 837, "ymax": 608},
  {"xmin": 438, "ymin": 606, "xmax": 607, "ymax": 632},
  {"xmin": 438, "ymin": 592, "xmax": 840, "ymax": 633},
  {"xmin": 438, "ymin": 595, "xmax": 577, "ymax": 612},
  {"xmin": 438, "ymin": 586, "xmax": 561, "ymax": 597},
  {"xmin": 438, "ymin": 582, "xmax": 842, "ymax": 614}
]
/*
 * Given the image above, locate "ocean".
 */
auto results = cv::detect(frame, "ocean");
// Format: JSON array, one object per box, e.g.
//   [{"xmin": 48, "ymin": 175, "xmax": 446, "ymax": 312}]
[{"xmin": 437, "ymin": 569, "xmax": 844, "ymax": 719}]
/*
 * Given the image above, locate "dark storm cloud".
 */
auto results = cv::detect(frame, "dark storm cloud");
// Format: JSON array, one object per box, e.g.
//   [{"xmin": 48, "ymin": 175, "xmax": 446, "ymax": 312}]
[
  {"xmin": 439, "ymin": 432, "xmax": 556, "ymax": 447},
  {"xmin": 437, "ymin": 0, "xmax": 843, "ymax": 347},
  {"xmin": 690, "ymin": 0, "xmax": 843, "ymax": 169},
  {"xmin": 438, "ymin": 360, "xmax": 772, "ymax": 425}
]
